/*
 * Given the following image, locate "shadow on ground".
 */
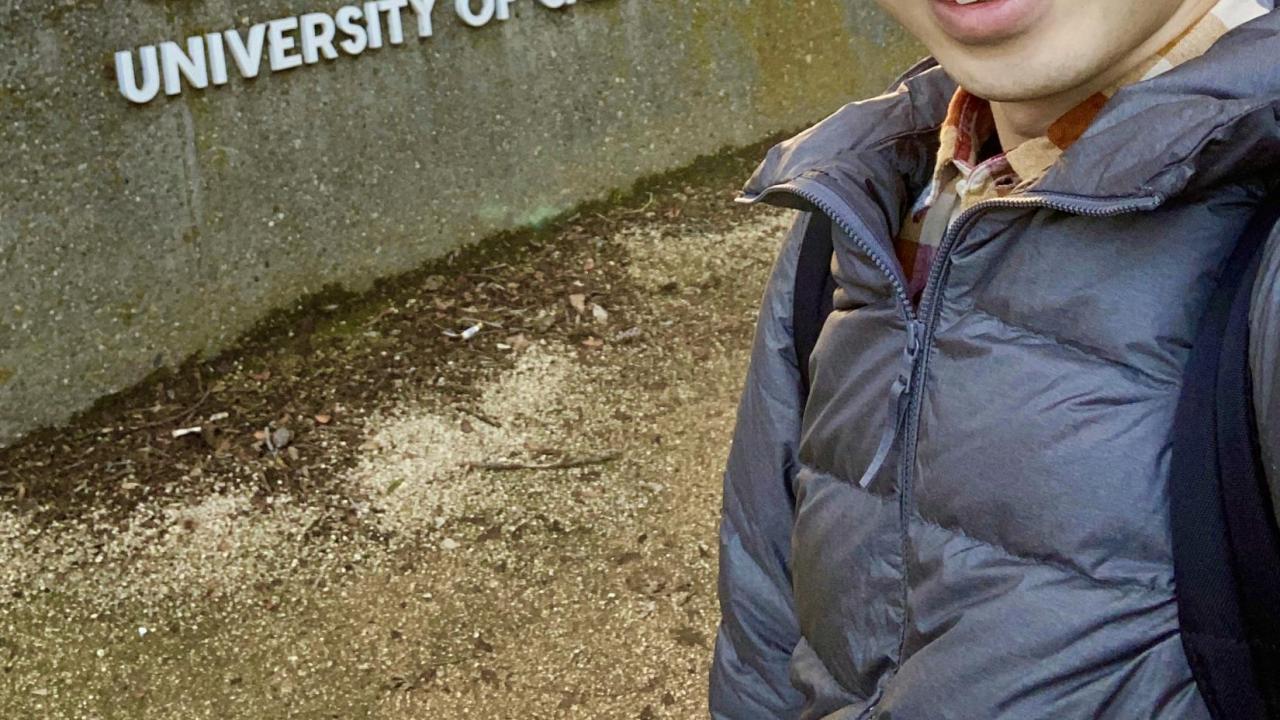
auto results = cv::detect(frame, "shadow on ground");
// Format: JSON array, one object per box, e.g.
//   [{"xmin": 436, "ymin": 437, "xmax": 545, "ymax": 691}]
[{"xmin": 0, "ymin": 143, "xmax": 793, "ymax": 719}]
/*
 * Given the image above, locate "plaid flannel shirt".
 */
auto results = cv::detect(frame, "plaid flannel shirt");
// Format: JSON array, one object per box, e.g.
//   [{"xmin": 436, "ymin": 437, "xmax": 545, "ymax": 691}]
[{"xmin": 895, "ymin": 0, "xmax": 1272, "ymax": 302}]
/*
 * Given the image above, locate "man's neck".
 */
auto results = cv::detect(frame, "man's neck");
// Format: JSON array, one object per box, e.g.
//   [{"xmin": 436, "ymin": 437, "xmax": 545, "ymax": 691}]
[{"xmin": 989, "ymin": 0, "xmax": 1218, "ymax": 150}]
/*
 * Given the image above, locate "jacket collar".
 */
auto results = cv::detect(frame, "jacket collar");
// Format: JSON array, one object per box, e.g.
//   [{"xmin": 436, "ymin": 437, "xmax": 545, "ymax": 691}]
[{"xmin": 742, "ymin": 10, "xmax": 1280, "ymax": 219}]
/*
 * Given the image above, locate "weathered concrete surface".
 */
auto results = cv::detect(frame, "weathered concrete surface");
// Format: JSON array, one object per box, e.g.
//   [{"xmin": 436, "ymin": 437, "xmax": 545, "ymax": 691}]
[
  {"xmin": 0, "ymin": 145, "xmax": 793, "ymax": 718},
  {"xmin": 0, "ymin": 0, "xmax": 919, "ymax": 444}
]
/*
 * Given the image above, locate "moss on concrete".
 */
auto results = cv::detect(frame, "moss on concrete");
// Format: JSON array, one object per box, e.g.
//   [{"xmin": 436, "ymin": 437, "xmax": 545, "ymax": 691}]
[{"xmin": 0, "ymin": 0, "xmax": 921, "ymax": 445}]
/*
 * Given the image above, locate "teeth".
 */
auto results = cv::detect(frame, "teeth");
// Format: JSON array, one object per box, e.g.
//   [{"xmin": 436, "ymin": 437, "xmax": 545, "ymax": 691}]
[{"xmin": 955, "ymin": 0, "xmax": 988, "ymax": 4}]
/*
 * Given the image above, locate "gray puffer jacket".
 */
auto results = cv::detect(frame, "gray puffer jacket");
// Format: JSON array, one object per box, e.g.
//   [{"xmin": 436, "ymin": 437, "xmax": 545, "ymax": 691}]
[{"xmin": 710, "ymin": 11, "xmax": 1280, "ymax": 720}]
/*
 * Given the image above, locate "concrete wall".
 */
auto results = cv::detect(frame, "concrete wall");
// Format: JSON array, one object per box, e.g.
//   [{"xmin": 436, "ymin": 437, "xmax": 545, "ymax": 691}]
[{"xmin": 0, "ymin": 0, "xmax": 920, "ymax": 445}]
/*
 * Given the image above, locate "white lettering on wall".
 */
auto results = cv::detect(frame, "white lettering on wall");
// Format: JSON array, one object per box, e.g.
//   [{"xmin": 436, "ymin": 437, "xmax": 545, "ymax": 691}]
[
  {"xmin": 407, "ymin": 0, "xmax": 437, "ymax": 37},
  {"xmin": 159, "ymin": 37, "xmax": 209, "ymax": 96},
  {"xmin": 455, "ymin": 0, "xmax": 501, "ymax": 27},
  {"xmin": 115, "ymin": 45, "xmax": 161, "ymax": 104},
  {"xmin": 266, "ymin": 17, "xmax": 304, "ymax": 72},
  {"xmin": 362, "ymin": 2, "xmax": 385, "ymax": 49},
  {"xmin": 224, "ymin": 24, "xmax": 268, "ymax": 79},
  {"xmin": 335, "ymin": 5, "xmax": 370, "ymax": 56},
  {"xmin": 378, "ymin": 0, "xmax": 410, "ymax": 44},
  {"xmin": 114, "ymin": 0, "xmax": 579, "ymax": 104},
  {"xmin": 300, "ymin": 13, "xmax": 340, "ymax": 64},
  {"xmin": 206, "ymin": 33, "xmax": 230, "ymax": 85}
]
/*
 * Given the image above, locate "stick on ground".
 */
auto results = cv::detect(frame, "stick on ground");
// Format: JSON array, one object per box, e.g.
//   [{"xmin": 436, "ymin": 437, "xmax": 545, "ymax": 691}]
[{"xmin": 467, "ymin": 450, "xmax": 621, "ymax": 472}]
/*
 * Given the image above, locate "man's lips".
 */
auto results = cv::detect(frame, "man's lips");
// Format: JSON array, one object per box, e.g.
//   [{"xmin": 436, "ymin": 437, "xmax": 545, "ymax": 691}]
[{"xmin": 929, "ymin": 0, "xmax": 1050, "ymax": 45}]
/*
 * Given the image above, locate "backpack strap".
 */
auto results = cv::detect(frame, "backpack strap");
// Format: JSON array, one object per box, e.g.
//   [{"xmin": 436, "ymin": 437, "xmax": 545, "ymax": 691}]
[
  {"xmin": 1171, "ymin": 198, "xmax": 1280, "ymax": 720},
  {"xmin": 793, "ymin": 212, "xmax": 837, "ymax": 406}
]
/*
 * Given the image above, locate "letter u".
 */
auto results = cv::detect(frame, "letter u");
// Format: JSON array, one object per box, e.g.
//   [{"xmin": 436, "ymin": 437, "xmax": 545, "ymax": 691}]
[{"xmin": 115, "ymin": 46, "xmax": 161, "ymax": 104}]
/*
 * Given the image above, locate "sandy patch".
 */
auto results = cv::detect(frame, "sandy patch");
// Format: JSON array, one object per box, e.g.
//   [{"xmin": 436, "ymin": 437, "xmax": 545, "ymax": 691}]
[
  {"xmin": 347, "ymin": 344, "xmax": 584, "ymax": 539},
  {"xmin": 0, "ymin": 490, "xmax": 322, "ymax": 611},
  {"xmin": 620, "ymin": 211, "xmax": 793, "ymax": 292}
]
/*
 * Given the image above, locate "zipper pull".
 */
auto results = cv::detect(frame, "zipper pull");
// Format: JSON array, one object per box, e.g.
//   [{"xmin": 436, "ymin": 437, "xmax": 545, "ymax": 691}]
[{"xmin": 857, "ymin": 320, "xmax": 924, "ymax": 489}]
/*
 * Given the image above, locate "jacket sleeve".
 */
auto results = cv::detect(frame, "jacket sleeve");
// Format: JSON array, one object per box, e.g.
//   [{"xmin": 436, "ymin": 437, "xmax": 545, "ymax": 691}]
[
  {"xmin": 709, "ymin": 211, "xmax": 810, "ymax": 719},
  {"xmin": 1250, "ymin": 219, "xmax": 1280, "ymax": 528}
]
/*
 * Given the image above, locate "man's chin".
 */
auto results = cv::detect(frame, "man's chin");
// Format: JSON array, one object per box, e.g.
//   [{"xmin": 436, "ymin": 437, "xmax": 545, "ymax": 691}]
[{"xmin": 942, "ymin": 59, "xmax": 1098, "ymax": 104}]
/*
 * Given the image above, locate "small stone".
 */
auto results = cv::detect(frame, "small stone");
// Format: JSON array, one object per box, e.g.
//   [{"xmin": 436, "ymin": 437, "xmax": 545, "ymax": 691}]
[{"xmin": 271, "ymin": 427, "xmax": 293, "ymax": 449}]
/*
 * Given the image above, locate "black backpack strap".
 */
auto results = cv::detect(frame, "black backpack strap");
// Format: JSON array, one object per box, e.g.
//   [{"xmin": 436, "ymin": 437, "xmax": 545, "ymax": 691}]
[
  {"xmin": 793, "ymin": 212, "xmax": 837, "ymax": 406},
  {"xmin": 1221, "ymin": 214, "xmax": 1280, "ymax": 717},
  {"xmin": 1171, "ymin": 198, "xmax": 1280, "ymax": 720}
]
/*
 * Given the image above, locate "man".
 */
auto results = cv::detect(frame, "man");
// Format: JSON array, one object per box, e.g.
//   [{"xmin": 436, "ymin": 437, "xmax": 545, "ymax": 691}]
[{"xmin": 710, "ymin": 0, "xmax": 1280, "ymax": 717}]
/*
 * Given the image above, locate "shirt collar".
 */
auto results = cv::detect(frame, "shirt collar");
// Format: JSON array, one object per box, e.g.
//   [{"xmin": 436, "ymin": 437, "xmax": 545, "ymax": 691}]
[{"xmin": 926, "ymin": 0, "xmax": 1270, "ymax": 197}]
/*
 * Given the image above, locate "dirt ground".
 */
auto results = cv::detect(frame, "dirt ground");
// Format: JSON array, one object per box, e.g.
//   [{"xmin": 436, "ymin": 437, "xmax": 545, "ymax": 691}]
[{"xmin": 0, "ymin": 143, "xmax": 794, "ymax": 719}]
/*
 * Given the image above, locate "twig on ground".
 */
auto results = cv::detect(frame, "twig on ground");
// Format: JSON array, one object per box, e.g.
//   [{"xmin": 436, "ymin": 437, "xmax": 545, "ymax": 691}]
[
  {"xmin": 457, "ymin": 406, "xmax": 503, "ymax": 428},
  {"xmin": 466, "ymin": 450, "xmax": 621, "ymax": 472},
  {"xmin": 621, "ymin": 193, "xmax": 655, "ymax": 215},
  {"xmin": 117, "ymin": 385, "xmax": 215, "ymax": 436}
]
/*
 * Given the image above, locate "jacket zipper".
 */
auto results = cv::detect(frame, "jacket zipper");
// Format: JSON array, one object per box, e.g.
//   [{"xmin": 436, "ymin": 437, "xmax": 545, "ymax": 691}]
[
  {"xmin": 744, "ymin": 179, "xmax": 924, "ymax": 488},
  {"xmin": 744, "ymin": 179, "xmax": 916, "ymax": 320},
  {"xmin": 748, "ymin": 179, "xmax": 1163, "ymax": 716},
  {"xmin": 870, "ymin": 191, "xmax": 1163, "ymax": 717},
  {"xmin": 746, "ymin": 181, "xmax": 1164, "ymax": 493},
  {"xmin": 902, "ymin": 192, "xmax": 1165, "ymax": 500}
]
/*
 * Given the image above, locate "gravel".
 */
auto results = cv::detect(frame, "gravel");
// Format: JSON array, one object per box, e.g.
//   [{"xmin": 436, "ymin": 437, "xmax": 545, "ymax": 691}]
[{"xmin": 0, "ymin": 144, "xmax": 794, "ymax": 719}]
